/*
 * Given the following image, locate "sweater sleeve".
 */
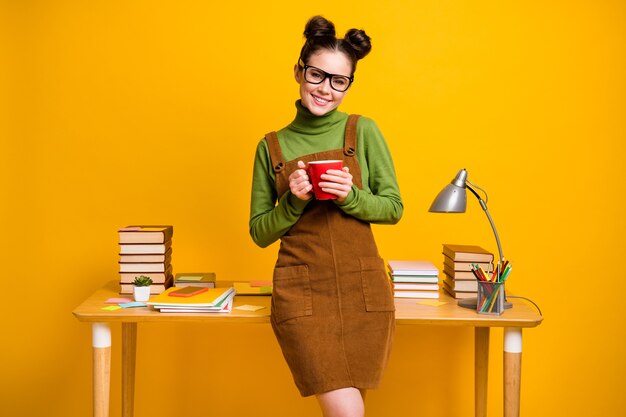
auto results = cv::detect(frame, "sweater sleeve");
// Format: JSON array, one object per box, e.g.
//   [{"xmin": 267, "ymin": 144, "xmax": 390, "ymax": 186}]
[
  {"xmin": 334, "ymin": 118, "xmax": 403, "ymax": 224},
  {"xmin": 249, "ymin": 139, "xmax": 310, "ymax": 248}
]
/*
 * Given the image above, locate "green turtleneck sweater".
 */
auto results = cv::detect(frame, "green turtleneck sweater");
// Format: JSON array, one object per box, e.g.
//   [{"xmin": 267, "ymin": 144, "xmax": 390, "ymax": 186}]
[{"xmin": 249, "ymin": 101, "xmax": 403, "ymax": 248}]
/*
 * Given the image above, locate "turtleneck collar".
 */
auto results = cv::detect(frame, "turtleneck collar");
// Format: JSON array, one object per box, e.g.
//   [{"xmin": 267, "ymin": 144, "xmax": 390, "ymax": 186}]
[{"xmin": 288, "ymin": 100, "xmax": 346, "ymax": 134}]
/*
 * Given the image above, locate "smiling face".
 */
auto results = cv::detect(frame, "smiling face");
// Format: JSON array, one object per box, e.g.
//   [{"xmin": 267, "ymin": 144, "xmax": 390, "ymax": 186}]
[{"xmin": 295, "ymin": 50, "xmax": 353, "ymax": 116}]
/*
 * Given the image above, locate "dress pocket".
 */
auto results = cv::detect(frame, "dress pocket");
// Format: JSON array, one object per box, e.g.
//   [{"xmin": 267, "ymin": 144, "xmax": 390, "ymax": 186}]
[
  {"xmin": 360, "ymin": 257, "xmax": 396, "ymax": 312},
  {"xmin": 272, "ymin": 264, "xmax": 313, "ymax": 323}
]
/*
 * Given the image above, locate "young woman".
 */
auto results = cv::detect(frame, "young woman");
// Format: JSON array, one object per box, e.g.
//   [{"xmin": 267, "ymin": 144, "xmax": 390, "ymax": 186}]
[{"xmin": 249, "ymin": 16, "xmax": 403, "ymax": 417}]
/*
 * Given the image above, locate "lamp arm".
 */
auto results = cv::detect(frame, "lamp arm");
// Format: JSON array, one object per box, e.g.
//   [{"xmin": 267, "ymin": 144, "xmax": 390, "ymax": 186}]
[{"xmin": 466, "ymin": 184, "xmax": 504, "ymax": 264}]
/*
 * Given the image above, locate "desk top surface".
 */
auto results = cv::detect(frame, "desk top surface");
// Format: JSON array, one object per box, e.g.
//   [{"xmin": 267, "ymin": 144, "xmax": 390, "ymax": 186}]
[{"xmin": 73, "ymin": 281, "xmax": 543, "ymax": 327}]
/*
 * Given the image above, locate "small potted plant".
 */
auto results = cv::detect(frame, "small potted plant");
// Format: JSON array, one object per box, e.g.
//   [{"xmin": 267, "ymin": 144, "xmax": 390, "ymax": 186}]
[{"xmin": 132, "ymin": 275, "xmax": 153, "ymax": 302}]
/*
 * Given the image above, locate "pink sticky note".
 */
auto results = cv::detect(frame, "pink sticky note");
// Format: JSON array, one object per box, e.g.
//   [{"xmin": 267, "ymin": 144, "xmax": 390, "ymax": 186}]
[
  {"xmin": 106, "ymin": 297, "xmax": 132, "ymax": 304},
  {"xmin": 250, "ymin": 280, "xmax": 272, "ymax": 287}
]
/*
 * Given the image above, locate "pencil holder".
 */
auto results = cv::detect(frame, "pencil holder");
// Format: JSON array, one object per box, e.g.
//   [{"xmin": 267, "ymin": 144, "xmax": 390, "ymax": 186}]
[{"xmin": 476, "ymin": 281, "xmax": 505, "ymax": 315}]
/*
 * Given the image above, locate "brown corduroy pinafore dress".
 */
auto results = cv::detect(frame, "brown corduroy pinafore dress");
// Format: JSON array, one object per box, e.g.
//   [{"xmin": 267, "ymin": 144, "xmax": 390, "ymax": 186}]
[{"xmin": 265, "ymin": 115, "xmax": 395, "ymax": 397}]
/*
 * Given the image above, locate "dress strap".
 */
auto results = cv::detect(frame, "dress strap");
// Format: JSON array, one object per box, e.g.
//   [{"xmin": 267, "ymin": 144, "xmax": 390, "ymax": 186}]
[
  {"xmin": 265, "ymin": 131, "xmax": 286, "ymax": 173},
  {"xmin": 344, "ymin": 114, "xmax": 360, "ymax": 157}
]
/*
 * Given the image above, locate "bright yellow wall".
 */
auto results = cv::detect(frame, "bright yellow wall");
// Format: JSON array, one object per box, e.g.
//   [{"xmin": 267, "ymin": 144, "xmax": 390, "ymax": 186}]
[{"xmin": 2, "ymin": 1, "xmax": 625, "ymax": 416}]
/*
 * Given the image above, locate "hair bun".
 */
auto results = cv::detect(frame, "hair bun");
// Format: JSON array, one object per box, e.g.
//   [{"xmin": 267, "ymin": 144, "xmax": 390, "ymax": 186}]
[
  {"xmin": 344, "ymin": 28, "xmax": 372, "ymax": 60},
  {"xmin": 298, "ymin": 16, "xmax": 371, "ymax": 73},
  {"xmin": 303, "ymin": 15, "xmax": 336, "ymax": 40}
]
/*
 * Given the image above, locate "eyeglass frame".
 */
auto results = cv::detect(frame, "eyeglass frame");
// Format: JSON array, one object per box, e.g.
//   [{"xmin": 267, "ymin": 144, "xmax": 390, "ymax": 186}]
[{"xmin": 297, "ymin": 59, "xmax": 354, "ymax": 92}]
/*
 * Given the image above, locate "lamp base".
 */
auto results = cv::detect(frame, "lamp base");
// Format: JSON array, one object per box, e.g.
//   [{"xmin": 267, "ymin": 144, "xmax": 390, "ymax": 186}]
[{"xmin": 457, "ymin": 297, "xmax": 513, "ymax": 310}]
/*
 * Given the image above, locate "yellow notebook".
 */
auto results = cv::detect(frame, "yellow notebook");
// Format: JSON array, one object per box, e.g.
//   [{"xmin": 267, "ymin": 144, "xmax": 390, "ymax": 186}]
[{"xmin": 147, "ymin": 286, "xmax": 234, "ymax": 307}]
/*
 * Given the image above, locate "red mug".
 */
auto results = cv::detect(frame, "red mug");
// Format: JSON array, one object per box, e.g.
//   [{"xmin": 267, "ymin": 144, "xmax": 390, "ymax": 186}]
[{"xmin": 307, "ymin": 160, "xmax": 343, "ymax": 200}]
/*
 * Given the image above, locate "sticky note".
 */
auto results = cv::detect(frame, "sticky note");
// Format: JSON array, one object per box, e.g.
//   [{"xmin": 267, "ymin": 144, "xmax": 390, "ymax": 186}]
[
  {"xmin": 102, "ymin": 305, "xmax": 122, "ymax": 311},
  {"xmin": 234, "ymin": 305, "xmax": 265, "ymax": 312},
  {"xmin": 119, "ymin": 302, "xmax": 146, "ymax": 308},
  {"xmin": 250, "ymin": 280, "xmax": 272, "ymax": 287},
  {"xmin": 416, "ymin": 300, "xmax": 447, "ymax": 307},
  {"xmin": 106, "ymin": 297, "xmax": 132, "ymax": 304}
]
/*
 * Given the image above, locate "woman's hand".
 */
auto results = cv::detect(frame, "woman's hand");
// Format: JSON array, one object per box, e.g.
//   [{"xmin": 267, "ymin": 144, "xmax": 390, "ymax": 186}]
[
  {"xmin": 319, "ymin": 167, "xmax": 353, "ymax": 202},
  {"xmin": 289, "ymin": 160, "xmax": 313, "ymax": 201}
]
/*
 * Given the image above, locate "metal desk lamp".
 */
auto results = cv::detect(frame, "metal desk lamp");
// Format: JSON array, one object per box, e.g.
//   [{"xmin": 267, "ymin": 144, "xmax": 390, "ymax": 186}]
[{"xmin": 429, "ymin": 169, "xmax": 512, "ymax": 310}]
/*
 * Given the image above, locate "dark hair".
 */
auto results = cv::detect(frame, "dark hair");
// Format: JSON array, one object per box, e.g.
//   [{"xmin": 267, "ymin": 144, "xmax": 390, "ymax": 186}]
[{"xmin": 299, "ymin": 15, "xmax": 371, "ymax": 76}]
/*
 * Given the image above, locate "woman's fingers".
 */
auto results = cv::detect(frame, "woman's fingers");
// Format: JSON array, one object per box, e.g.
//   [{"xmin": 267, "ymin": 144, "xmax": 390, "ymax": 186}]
[
  {"xmin": 318, "ymin": 168, "xmax": 353, "ymax": 201},
  {"xmin": 320, "ymin": 169, "xmax": 352, "ymax": 186},
  {"xmin": 289, "ymin": 160, "xmax": 313, "ymax": 200}
]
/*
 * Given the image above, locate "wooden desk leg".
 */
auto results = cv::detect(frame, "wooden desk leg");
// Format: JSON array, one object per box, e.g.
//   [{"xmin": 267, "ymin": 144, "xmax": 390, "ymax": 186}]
[
  {"xmin": 475, "ymin": 327, "xmax": 490, "ymax": 417},
  {"xmin": 92, "ymin": 323, "xmax": 111, "ymax": 417},
  {"xmin": 504, "ymin": 327, "xmax": 522, "ymax": 417},
  {"xmin": 122, "ymin": 323, "xmax": 137, "ymax": 417}
]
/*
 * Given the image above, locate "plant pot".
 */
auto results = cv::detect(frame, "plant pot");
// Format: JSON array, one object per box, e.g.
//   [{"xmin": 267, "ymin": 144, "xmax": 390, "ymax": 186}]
[{"xmin": 133, "ymin": 286, "xmax": 151, "ymax": 302}]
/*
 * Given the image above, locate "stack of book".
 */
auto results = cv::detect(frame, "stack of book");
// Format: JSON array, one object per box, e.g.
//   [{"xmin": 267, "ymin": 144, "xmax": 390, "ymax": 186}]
[
  {"xmin": 146, "ymin": 286, "xmax": 235, "ymax": 313},
  {"xmin": 387, "ymin": 260, "xmax": 440, "ymax": 299},
  {"xmin": 118, "ymin": 225, "xmax": 174, "ymax": 295},
  {"xmin": 441, "ymin": 244, "xmax": 494, "ymax": 299}
]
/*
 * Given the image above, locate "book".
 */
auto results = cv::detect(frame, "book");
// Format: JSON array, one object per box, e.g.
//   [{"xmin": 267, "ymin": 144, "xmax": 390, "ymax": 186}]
[
  {"xmin": 119, "ymin": 265, "xmax": 173, "ymax": 284},
  {"xmin": 393, "ymin": 290, "xmax": 440, "ymax": 299},
  {"xmin": 119, "ymin": 240, "xmax": 172, "ymax": 255},
  {"xmin": 442, "ymin": 273, "xmax": 478, "ymax": 292},
  {"xmin": 389, "ymin": 273, "xmax": 439, "ymax": 284},
  {"xmin": 173, "ymin": 272, "xmax": 217, "ymax": 288},
  {"xmin": 441, "ymin": 266, "xmax": 476, "ymax": 280},
  {"xmin": 119, "ymin": 261, "xmax": 170, "ymax": 273},
  {"xmin": 119, "ymin": 248, "xmax": 172, "ymax": 263},
  {"xmin": 156, "ymin": 292, "xmax": 235, "ymax": 313},
  {"xmin": 442, "ymin": 244, "xmax": 494, "ymax": 263},
  {"xmin": 168, "ymin": 286, "xmax": 209, "ymax": 297},
  {"xmin": 443, "ymin": 255, "xmax": 493, "ymax": 272},
  {"xmin": 392, "ymin": 282, "xmax": 439, "ymax": 291},
  {"xmin": 119, "ymin": 276, "xmax": 173, "ymax": 295},
  {"xmin": 442, "ymin": 280, "xmax": 476, "ymax": 299},
  {"xmin": 147, "ymin": 286, "xmax": 235, "ymax": 308},
  {"xmin": 387, "ymin": 260, "xmax": 439, "ymax": 276},
  {"xmin": 118, "ymin": 225, "xmax": 173, "ymax": 244}
]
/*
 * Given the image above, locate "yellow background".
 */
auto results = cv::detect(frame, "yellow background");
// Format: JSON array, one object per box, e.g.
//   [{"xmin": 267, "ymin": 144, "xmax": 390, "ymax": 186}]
[{"xmin": 1, "ymin": 1, "xmax": 625, "ymax": 416}]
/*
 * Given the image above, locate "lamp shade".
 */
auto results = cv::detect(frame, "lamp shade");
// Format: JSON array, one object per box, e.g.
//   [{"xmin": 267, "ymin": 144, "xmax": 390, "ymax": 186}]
[{"xmin": 429, "ymin": 169, "xmax": 468, "ymax": 213}]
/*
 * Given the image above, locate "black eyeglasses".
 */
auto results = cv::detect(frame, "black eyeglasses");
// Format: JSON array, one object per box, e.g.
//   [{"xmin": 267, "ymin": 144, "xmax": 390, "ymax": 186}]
[{"xmin": 298, "ymin": 59, "xmax": 353, "ymax": 92}]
